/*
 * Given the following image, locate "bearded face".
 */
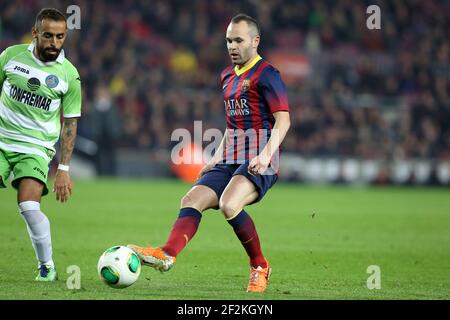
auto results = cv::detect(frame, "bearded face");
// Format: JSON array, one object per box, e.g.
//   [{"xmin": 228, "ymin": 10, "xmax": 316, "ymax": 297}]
[{"xmin": 32, "ymin": 19, "xmax": 67, "ymax": 62}]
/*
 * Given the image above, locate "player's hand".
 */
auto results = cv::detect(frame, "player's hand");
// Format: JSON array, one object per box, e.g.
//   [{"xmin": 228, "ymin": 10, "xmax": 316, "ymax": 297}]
[
  {"xmin": 53, "ymin": 170, "xmax": 73, "ymax": 203},
  {"xmin": 248, "ymin": 154, "xmax": 271, "ymax": 176},
  {"xmin": 197, "ymin": 161, "xmax": 217, "ymax": 179}
]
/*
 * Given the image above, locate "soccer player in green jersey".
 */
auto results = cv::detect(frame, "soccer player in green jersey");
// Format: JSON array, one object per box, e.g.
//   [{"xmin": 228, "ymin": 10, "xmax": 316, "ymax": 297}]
[{"xmin": 0, "ymin": 8, "xmax": 81, "ymax": 281}]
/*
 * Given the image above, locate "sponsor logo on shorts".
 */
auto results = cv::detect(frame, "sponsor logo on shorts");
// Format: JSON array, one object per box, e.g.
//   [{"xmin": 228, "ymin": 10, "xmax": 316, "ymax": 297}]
[{"xmin": 33, "ymin": 167, "xmax": 46, "ymax": 178}]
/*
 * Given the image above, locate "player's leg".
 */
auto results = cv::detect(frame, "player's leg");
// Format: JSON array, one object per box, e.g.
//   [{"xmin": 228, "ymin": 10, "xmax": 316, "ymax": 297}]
[
  {"xmin": 17, "ymin": 178, "xmax": 57, "ymax": 281},
  {"xmin": 219, "ymin": 164, "xmax": 278, "ymax": 293},
  {"xmin": 161, "ymin": 185, "xmax": 218, "ymax": 257},
  {"xmin": 219, "ymin": 175, "xmax": 267, "ymax": 269},
  {"xmin": 13, "ymin": 154, "xmax": 56, "ymax": 281},
  {"xmin": 129, "ymin": 185, "xmax": 219, "ymax": 272},
  {"xmin": 129, "ymin": 165, "xmax": 233, "ymax": 272}
]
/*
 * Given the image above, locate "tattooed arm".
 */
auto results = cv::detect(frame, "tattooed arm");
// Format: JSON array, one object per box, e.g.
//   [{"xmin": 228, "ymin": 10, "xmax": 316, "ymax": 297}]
[{"xmin": 53, "ymin": 118, "xmax": 78, "ymax": 203}]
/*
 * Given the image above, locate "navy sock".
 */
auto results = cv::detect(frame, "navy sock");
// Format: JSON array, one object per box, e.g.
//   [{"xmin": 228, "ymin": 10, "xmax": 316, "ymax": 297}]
[{"xmin": 227, "ymin": 210, "xmax": 267, "ymax": 268}]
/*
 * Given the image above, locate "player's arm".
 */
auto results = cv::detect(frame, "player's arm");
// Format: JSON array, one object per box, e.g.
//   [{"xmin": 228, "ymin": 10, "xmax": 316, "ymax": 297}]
[
  {"xmin": 53, "ymin": 118, "xmax": 78, "ymax": 203},
  {"xmin": 248, "ymin": 111, "xmax": 291, "ymax": 175},
  {"xmin": 198, "ymin": 129, "xmax": 228, "ymax": 178},
  {"xmin": 248, "ymin": 67, "xmax": 290, "ymax": 175},
  {"xmin": 53, "ymin": 67, "xmax": 82, "ymax": 203}
]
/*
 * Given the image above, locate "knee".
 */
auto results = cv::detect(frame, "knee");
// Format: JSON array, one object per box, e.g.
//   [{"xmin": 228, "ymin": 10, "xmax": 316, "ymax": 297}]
[
  {"xmin": 17, "ymin": 179, "xmax": 44, "ymax": 203},
  {"xmin": 180, "ymin": 193, "xmax": 206, "ymax": 212},
  {"xmin": 218, "ymin": 199, "xmax": 241, "ymax": 219},
  {"xmin": 180, "ymin": 193, "xmax": 194, "ymax": 208}
]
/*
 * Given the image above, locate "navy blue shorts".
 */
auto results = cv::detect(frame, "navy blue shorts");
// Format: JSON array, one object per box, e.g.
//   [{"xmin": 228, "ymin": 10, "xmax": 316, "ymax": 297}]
[{"xmin": 195, "ymin": 161, "xmax": 278, "ymax": 206}]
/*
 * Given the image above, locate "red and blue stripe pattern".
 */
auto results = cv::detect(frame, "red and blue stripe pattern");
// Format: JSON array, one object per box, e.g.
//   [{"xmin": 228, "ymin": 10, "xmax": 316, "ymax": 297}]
[{"xmin": 220, "ymin": 57, "xmax": 289, "ymax": 162}]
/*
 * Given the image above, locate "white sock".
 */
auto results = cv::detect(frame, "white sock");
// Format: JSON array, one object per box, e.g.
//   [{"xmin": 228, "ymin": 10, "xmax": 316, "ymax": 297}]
[{"xmin": 19, "ymin": 201, "xmax": 54, "ymax": 268}]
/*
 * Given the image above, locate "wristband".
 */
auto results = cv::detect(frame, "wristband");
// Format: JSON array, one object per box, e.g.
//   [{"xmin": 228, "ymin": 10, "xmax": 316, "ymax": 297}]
[{"xmin": 58, "ymin": 164, "xmax": 69, "ymax": 172}]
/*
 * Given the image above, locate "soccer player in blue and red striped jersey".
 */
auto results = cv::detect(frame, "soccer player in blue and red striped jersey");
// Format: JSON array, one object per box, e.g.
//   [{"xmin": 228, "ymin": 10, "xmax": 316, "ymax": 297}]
[{"xmin": 129, "ymin": 13, "xmax": 291, "ymax": 293}]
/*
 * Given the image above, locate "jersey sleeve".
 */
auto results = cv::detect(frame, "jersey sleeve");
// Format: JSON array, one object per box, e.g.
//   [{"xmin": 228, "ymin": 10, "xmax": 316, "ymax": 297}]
[
  {"xmin": 259, "ymin": 67, "xmax": 289, "ymax": 113},
  {"xmin": 62, "ymin": 67, "xmax": 82, "ymax": 118}
]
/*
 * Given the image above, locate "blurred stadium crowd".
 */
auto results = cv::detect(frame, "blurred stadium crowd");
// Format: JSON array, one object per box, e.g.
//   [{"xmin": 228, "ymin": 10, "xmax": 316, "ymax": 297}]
[{"xmin": 1, "ymin": 0, "xmax": 449, "ymax": 177}]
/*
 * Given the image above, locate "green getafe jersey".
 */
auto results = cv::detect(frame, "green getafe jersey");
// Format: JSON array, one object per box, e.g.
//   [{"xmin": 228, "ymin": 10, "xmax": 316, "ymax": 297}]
[{"xmin": 0, "ymin": 42, "xmax": 81, "ymax": 161}]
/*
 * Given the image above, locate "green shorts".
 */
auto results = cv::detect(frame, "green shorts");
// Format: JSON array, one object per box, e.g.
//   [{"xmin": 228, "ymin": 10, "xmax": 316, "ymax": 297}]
[{"xmin": 0, "ymin": 148, "xmax": 50, "ymax": 196}]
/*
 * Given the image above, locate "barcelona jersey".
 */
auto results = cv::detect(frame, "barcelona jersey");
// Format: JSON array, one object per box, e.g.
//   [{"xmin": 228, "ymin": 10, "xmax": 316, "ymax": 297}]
[{"xmin": 220, "ymin": 55, "xmax": 289, "ymax": 164}]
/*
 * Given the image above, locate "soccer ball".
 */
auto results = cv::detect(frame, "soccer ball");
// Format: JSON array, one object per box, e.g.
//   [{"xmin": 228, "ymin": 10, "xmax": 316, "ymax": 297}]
[{"xmin": 97, "ymin": 245, "xmax": 141, "ymax": 289}]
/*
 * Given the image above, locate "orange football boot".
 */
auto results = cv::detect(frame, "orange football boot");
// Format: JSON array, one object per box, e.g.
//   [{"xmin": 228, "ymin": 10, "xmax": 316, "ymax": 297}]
[
  {"xmin": 127, "ymin": 245, "xmax": 176, "ymax": 272},
  {"xmin": 246, "ymin": 261, "xmax": 272, "ymax": 293}
]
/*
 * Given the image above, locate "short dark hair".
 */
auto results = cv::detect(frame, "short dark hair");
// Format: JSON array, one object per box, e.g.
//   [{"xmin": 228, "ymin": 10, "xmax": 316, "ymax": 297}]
[
  {"xmin": 35, "ymin": 8, "xmax": 66, "ymax": 29},
  {"xmin": 231, "ymin": 13, "xmax": 260, "ymax": 36}
]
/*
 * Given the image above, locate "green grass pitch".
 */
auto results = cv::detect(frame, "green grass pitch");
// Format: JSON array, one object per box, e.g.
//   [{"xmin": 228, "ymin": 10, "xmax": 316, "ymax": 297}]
[{"xmin": 0, "ymin": 179, "xmax": 449, "ymax": 300}]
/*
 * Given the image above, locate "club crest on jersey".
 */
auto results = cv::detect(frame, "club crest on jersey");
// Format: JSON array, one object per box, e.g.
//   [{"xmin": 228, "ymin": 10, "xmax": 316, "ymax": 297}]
[
  {"xmin": 45, "ymin": 75, "xmax": 59, "ymax": 88},
  {"xmin": 241, "ymin": 79, "xmax": 250, "ymax": 92}
]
